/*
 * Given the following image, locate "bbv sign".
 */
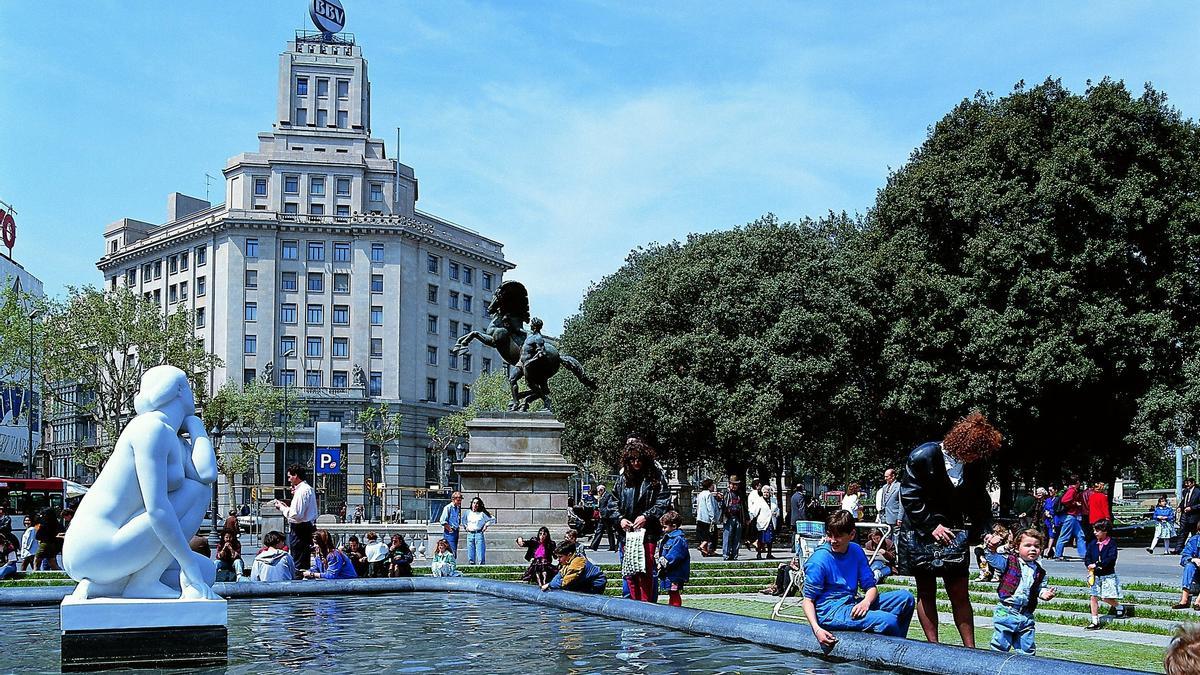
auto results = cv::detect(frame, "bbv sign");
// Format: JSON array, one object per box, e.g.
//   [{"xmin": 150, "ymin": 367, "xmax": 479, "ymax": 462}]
[{"xmin": 309, "ymin": 0, "xmax": 345, "ymax": 34}]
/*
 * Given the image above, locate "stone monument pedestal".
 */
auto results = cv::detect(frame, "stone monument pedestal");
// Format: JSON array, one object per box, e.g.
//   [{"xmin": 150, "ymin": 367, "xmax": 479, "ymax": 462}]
[
  {"xmin": 60, "ymin": 597, "xmax": 228, "ymax": 671},
  {"xmin": 438, "ymin": 412, "xmax": 577, "ymax": 564}
]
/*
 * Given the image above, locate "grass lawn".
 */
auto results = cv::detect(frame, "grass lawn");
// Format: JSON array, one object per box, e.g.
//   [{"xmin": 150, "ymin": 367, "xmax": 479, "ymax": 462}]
[{"xmin": 685, "ymin": 598, "xmax": 1165, "ymax": 673}]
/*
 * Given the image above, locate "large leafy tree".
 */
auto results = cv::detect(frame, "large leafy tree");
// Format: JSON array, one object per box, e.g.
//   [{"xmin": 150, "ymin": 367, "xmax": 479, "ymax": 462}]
[
  {"xmin": 556, "ymin": 215, "xmax": 878, "ymax": 495},
  {"xmin": 864, "ymin": 78, "xmax": 1200, "ymax": 495}
]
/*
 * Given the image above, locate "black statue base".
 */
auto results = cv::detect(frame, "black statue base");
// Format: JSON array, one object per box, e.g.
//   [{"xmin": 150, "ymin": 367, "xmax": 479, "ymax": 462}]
[{"xmin": 61, "ymin": 626, "xmax": 228, "ymax": 671}]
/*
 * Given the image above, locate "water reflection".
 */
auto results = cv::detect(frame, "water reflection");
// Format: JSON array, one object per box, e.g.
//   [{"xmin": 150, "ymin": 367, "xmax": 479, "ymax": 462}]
[{"xmin": 3, "ymin": 593, "xmax": 888, "ymax": 674}]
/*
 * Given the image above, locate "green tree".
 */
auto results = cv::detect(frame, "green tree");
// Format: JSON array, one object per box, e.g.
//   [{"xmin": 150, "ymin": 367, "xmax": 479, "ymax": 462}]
[
  {"xmin": 38, "ymin": 286, "xmax": 221, "ymax": 471},
  {"xmin": 358, "ymin": 402, "xmax": 403, "ymax": 517},
  {"xmin": 863, "ymin": 78, "xmax": 1200, "ymax": 500}
]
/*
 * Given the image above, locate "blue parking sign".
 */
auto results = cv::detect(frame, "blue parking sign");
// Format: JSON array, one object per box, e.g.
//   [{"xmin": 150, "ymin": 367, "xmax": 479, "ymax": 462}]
[{"xmin": 316, "ymin": 447, "xmax": 341, "ymax": 474}]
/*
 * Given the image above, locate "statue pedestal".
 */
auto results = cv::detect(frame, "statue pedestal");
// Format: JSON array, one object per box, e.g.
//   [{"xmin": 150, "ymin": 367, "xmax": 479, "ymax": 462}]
[
  {"xmin": 60, "ymin": 597, "xmax": 227, "ymax": 671},
  {"xmin": 444, "ymin": 412, "xmax": 577, "ymax": 564}
]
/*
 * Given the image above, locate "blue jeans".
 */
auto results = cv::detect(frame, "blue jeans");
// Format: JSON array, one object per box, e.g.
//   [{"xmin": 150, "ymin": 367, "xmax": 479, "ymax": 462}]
[
  {"xmin": 0, "ymin": 563, "xmax": 15, "ymax": 580},
  {"xmin": 991, "ymin": 605, "xmax": 1036, "ymax": 654},
  {"xmin": 870, "ymin": 561, "xmax": 893, "ymax": 583},
  {"xmin": 466, "ymin": 531, "xmax": 486, "ymax": 564},
  {"xmin": 1054, "ymin": 515, "xmax": 1086, "ymax": 558},
  {"xmin": 1183, "ymin": 562, "xmax": 1198, "ymax": 591},
  {"xmin": 723, "ymin": 520, "xmax": 744, "ymax": 560},
  {"xmin": 818, "ymin": 589, "xmax": 915, "ymax": 637},
  {"xmin": 444, "ymin": 529, "xmax": 460, "ymax": 559}
]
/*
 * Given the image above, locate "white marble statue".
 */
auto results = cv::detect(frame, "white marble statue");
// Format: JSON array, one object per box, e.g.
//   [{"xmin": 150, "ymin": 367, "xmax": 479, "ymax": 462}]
[{"xmin": 62, "ymin": 365, "xmax": 219, "ymax": 600}]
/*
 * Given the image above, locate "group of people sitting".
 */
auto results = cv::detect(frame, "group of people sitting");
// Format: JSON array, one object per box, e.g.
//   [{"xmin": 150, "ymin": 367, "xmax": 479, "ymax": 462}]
[
  {"xmin": 201, "ymin": 528, "xmax": 418, "ymax": 582},
  {"xmin": 516, "ymin": 526, "xmax": 607, "ymax": 594}
]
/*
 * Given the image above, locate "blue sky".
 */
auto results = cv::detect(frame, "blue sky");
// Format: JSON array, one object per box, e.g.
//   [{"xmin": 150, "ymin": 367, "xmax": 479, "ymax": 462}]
[{"xmin": 2, "ymin": 2, "xmax": 1198, "ymax": 334}]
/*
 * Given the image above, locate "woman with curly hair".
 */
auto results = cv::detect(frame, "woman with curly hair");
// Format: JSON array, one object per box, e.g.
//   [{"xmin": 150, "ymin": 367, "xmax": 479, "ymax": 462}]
[
  {"xmin": 900, "ymin": 411, "xmax": 1001, "ymax": 647},
  {"xmin": 602, "ymin": 437, "xmax": 672, "ymax": 602}
]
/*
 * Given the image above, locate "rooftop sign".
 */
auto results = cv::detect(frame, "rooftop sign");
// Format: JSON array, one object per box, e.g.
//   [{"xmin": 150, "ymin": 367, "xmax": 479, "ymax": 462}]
[{"xmin": 309, "ymin": 0, "xmax": 346, "ymax": 35}]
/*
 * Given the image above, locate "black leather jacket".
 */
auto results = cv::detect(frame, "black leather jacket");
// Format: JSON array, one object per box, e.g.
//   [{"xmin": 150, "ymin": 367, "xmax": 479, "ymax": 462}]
[
  {"xmin": 900, "ymin": 441, "xmax": 992, "ymax": 541},
  {"xmin": 602, "ymin": 465, "xmax": 672, "ymax": 540}
]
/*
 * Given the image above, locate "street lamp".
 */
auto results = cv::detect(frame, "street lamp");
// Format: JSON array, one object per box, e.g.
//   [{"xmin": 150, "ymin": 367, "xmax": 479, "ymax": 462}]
[
  {"xmin": 26, "ymin": 308, "xmax": 40, "ymax": 479},
  {"xmin": 281, "ymin": 349, "xmax": 295, "ymax": 461}
]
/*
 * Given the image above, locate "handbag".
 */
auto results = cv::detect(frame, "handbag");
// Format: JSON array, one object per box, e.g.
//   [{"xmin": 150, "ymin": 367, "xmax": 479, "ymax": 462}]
[{"xmin": 897, "ymin": 527, "xmax": 970, "ymax": 575}]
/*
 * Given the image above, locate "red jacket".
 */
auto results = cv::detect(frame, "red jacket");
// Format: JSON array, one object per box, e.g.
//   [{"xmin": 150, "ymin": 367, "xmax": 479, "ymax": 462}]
[
  {"xmin": 1061, "ymin": 486, "xmax": 1084, "ymax": 517},
  {"xmin": 1087, "ymin": 491, "xmax": 1111, "ymax": 524}
]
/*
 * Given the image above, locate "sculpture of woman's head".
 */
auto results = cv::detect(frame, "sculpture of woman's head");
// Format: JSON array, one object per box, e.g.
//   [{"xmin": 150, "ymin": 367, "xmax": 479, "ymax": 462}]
[{"xmin": 134, "ymin": 365, "xmax": 195, "ymax": 417}]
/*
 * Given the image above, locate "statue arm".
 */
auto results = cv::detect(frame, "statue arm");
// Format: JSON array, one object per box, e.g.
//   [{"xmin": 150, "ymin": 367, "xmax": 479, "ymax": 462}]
[
  {"xmin": 133, "ymin": 423, "xmax": 206, "ymax": 581},
  {"xmin": 181, "ymin": 415, "xmax": 217, "ymax": 484}
]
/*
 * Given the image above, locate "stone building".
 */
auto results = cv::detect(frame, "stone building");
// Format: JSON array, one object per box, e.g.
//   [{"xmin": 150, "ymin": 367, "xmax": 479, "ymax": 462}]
[
  {"xmin": 0, "ymin": 253, "xmax": 45, "ymax": 477},
  {"xmin": 93, "ymin": 30, "xmax": 512, "ymax": 515}
]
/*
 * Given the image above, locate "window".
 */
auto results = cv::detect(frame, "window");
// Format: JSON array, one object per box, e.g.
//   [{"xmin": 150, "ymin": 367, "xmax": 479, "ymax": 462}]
[
  {"xmin": 126, "ymin": 268, "xmax": 136, "ymax": 285},
  {"xmin": 332, "ymin": 337, "xmax": 349, "ymax": 357},
  {"xmin": 371, "ymin": 274, "xmax": 383, "ymax": 293},
  {"xmin": 336, "ymin": 110, "xmax": 348, "ymax": 128},
  {"xmin": 245, "ymin": 269, "xmax": 258, "ymax": 289},
  {"xmin": 370, "ymin": 372, "xmax": 383, "ymax": 397},
  {"xmin": 462, "ymin": 266, "xmax": 473, "ymax": 285},
  {"xmin": 369, "ymin": 183, "xmax": 383, "ymax": 201},
  {"xmin": 142, "ymin": 263, "xmax": 151, "ymax": 280},
  {"xmin": 179, "ymin": 281, "xmax": 188, "ymax": 299},
  {"xmin": 280, "ymin": 336, "xmax": 296, "ymax": 355},
  {"xmin": 310, "ymin": 203, "xmax": 324, "ymax": 216},
  {"xmin": 335, "ymin": 205, "xmax": 350, "ymax": 216},
  {"xmin": 449, "ymin": 320, "xmax": 458, "ymax": 339},
  {"xmin": 463, "ymin": 323, "xmax": 472, "ymax": 334},
  {"xmin": 254, "ymin": 178, "xmax": 267, "ymax": 196},
  {"xmin": 317, "ymin": 78, "xmax": 329, "ymax": 97},
  {"xmin": 310, "ymin": 177, "xmax": 325, "ymax": 196},
  {"xmin": 371, "ymin": 338, "xmax": 383, "ymax": 356},
  {"xmin": 428, "ymin": 315, "xmax": 438, "ymax": 333},
  {"xmin": 196, "ymin": 245, "xmax": 207, "ymax": 266},
  {"xmin": 447, "ymin": 382, "xmax": 458, "ymax": 406},
  {"xmin": 337, "ymin": 79, "xmax": 349, "ymax": 99},
  {"xmin": 243, "ymin": 368, "xmax": 256, "ymax": 386},
  {"xmin": 153, "ymin": 289, "xmax": 161, "ymax": 304},
  {"xmin": 196, "ymin": 308, "xmax": 206, "ymax": 328},
  {"xmin": 333, "ymin": 273, "xmax": 349, "ymax": 293},
  {"xmin": 169, "ymin": 256, "xmax": 177, "ymax": 274},
  {"xmin": 306, "ymin": 304, "xmax": 324, "ymax": 324},
  {"xmin": 462, "ymin": 353, "xmax": 472, "ymax": 372},
  {"xmin": 334, "ymin": 242, "xmax": 350, "ymax": 262},
  {"xmin": 449, "ymin": 352, "xmax": 459, "ymax": 370},
  {"xmin": 296, "ymin": 108, "xmax": 308, "ymax": 125},
  {"xmin": 371, "ymin": 243, "xmax": 384, "ymax": 262},
  {"xmin": 306, "ymin": 370, "xmax": 322, "ymax": 388},
  {"xmin": 153, "ymin": 260, "xmax": 162, "ymax": 279},
  {"xmin": 282, "ymin": 240, "xmax": 298, "ymax": 259},
  {"xmin": 307, "ymin": 241, "xmax": 325, "ymax": 261},
  {"xmin": 463, "ymin": 384, "xmax": 471, "ymax": 406},
  {"xmin": 463, "ymin": 295, "xmax": 472, "ymax": 313},
  {"xmin": 448, "ymin": 291, "xmax": 459, "ymax": 309},
  {"xmin": 370, "ymin": 306, "xmax": 383, "ymax": 325},
  {"xmin": 281, "ymin": 370, "xmax": 296, "ymax": 387},
  {"xmin": 307, "ymin": 272, "xmax": 324, "ymax": 292},
  {"xmin": 284, "ymin": 203, "xmax": 299, "ymax": 214},
  {"xmin": 196, "ymin": 276, "xmax": 206, "ymax": 296},
  {"xmin": 482, "ymin": 272, "xmax": 492, "ymax": 291},
  {"xmin": 180, "ymin": 251, "xmax": 189, "ymax": 270},
  {"xmin": 284, "ymin": 176, "xmax": 299, "ymax": 194},
  {"xmin": 296, "ymin": 77, "xmax": 308, "ymax": 95},
  {"xmin": 244, "ymin": 335, "xmax": 257, "ymax": 354},
  {"xmin": 448, "ymin": 261, "xmax": 459, "ymax": 280},
  {"xmin": 281, "ymin": 272, "xmax": 297, "ymax": 291},
  {"xmin": 332, "ymin": 371, "xmax": 348, "ymax": 388},
  {"xmin": 316, "ymin": 109, "xmax": 328, "ymax": 127},
  {"xmin": 427, "ymin": 255, "xmax": 440, "ymax": 274},
  {"xmin": 333, "ymin": 305, "xmax": 349, "ymax": 324},
  {"xmin": 244, "ymin": 302, "xmax": 257, "ymax": 321},
  {"xmin": 426, "ymin": 346, "xmax": 438, "ymax": 365},
  {"xmin": 427, "ymin": 285, "xmax": 438, "ymax": 303},
  {"xmin": 281, "ymin": 303, "xmax": 297, "ymax": 323},
  {"xmin": 482, "ymin": 357, "xmax": 492, "ymax": 373},
  {"xmin": 425, "ymin": 378, "xmax": 437, "ymax": 402},
  {"xmin": 306, "ymin": 336, "xmax": 322, "ymax": 357}
]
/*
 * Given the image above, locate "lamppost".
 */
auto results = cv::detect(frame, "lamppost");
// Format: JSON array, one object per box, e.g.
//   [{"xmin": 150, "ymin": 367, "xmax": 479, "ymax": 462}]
[
  {"xmin": 26, "ymin": 308, "xmax": 40, "ymax": 479},
  {"xmin": 281, "ymin": 349, "xmax": 295, "ymax": 461}
]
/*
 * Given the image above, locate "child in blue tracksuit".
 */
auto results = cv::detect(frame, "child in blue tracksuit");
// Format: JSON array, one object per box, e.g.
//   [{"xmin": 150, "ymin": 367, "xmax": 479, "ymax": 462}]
[
  {"xmin": 656, "ymin": 511, "xmax": 691, "ymax": 607},
  {"xmin": 984, "ymin": 528, "xmax": 1056, "ymax": 654}
]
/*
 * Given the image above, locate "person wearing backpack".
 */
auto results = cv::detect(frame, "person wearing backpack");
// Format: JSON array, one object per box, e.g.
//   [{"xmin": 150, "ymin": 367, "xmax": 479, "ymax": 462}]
[{"xmin": 1053, "ymin": 476, "xmax": 1087, "ymax": 560}]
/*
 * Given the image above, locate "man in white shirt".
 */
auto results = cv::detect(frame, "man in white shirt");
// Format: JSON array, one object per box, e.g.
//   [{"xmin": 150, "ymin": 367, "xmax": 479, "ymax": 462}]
[
  {"xmin": 273, "ymin": 464, "xmax": 317, "ymax": 574},
  {"xmin": 436, "ymin": 492, "xmax": 464, "ymax": 559}
]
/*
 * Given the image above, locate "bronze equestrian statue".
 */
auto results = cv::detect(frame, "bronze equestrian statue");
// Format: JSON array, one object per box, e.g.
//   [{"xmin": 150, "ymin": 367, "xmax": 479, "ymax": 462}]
[{"xmin": 451, "ymin": 281, "xmax": 595, "ymax": 411}]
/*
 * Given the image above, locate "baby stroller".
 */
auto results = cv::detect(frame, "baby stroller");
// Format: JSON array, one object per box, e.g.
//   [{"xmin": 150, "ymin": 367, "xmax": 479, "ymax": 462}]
[{"xmin": 566, "ymin": 498, "xmax": 598, "ymax": 537}]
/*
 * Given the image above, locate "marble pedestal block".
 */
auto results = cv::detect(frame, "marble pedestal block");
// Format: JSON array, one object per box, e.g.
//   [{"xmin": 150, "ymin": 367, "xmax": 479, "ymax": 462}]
[
  {"xmin": 442, "ymin": 412, "xmax": 577, "ymax": 564},
  {"xmin": 60, "ymin": 597, "xmax": 228, "ymax": 671}
]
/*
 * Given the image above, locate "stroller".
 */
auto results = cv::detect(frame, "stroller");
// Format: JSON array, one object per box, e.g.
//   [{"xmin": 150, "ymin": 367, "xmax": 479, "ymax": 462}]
[{"xmin": 566, "ymin": 498, "xmax": 598, "ymax": 537}]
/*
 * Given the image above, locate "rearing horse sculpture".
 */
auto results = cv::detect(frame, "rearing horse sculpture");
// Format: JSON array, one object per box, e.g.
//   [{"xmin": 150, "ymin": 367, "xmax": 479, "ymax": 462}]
[{"xmin": 451, "ymin": 281, "xmax": 596, "ymax": 411}]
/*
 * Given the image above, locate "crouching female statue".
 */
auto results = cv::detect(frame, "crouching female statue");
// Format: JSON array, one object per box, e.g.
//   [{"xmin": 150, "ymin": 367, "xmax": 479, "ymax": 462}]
[{"xmin": 63, "ymin": 365, "xmax": 219, "ymax": 600}]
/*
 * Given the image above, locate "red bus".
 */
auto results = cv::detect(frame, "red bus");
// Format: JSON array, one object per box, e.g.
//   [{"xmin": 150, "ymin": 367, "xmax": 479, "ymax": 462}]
[{"xmin": 0, "ymin": 477, "xmax": 87, "ymax": 538}]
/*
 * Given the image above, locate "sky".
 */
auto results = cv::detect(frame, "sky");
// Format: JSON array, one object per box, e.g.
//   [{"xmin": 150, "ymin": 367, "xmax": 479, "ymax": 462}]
[{"xmin": 2, "ymin": 2, "xmax": 1199, "ymax": 334}]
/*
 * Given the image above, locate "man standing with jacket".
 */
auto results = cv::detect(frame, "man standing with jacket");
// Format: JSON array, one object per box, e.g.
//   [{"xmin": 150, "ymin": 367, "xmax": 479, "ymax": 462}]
[
  {"xmin": 1053, "ymin": 475, "xmax": 1088, "ymax": 560},
  {"xmin": 879, "ymin": 468, "xmax": 903, "ymax": 539},
  {"xmin": 1176, "ymin": 478, "xmax": 1200, "ymax": 553}
]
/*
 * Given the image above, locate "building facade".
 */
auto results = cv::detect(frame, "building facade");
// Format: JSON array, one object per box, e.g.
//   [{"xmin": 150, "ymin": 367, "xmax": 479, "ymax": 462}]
[
  {"xmin": 94, "ymin": 30, "xmax": 512, "ymax": 514},
  {"xmin": 0, "ymin": 254, "xmax": 45, "ymax": 476}
]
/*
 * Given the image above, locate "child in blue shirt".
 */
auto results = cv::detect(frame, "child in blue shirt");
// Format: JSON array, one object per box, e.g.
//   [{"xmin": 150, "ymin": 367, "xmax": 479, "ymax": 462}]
[
  {"xmin": 984, "ymin": 528, "xmax": 1057, "ymax": 654},
  {"xmin": 801, "ymin": 510, "xmax": 916, "ymax": 647},
  {"xmin": 656, "ymin": 511, "xmax": 691, "ymax": 607}
]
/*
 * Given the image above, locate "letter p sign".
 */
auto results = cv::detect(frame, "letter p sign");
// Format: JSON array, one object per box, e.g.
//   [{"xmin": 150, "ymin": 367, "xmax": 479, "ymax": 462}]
[{"xmin": 316, "ymin": 447, "xmax": 341, "ymax": 474}]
